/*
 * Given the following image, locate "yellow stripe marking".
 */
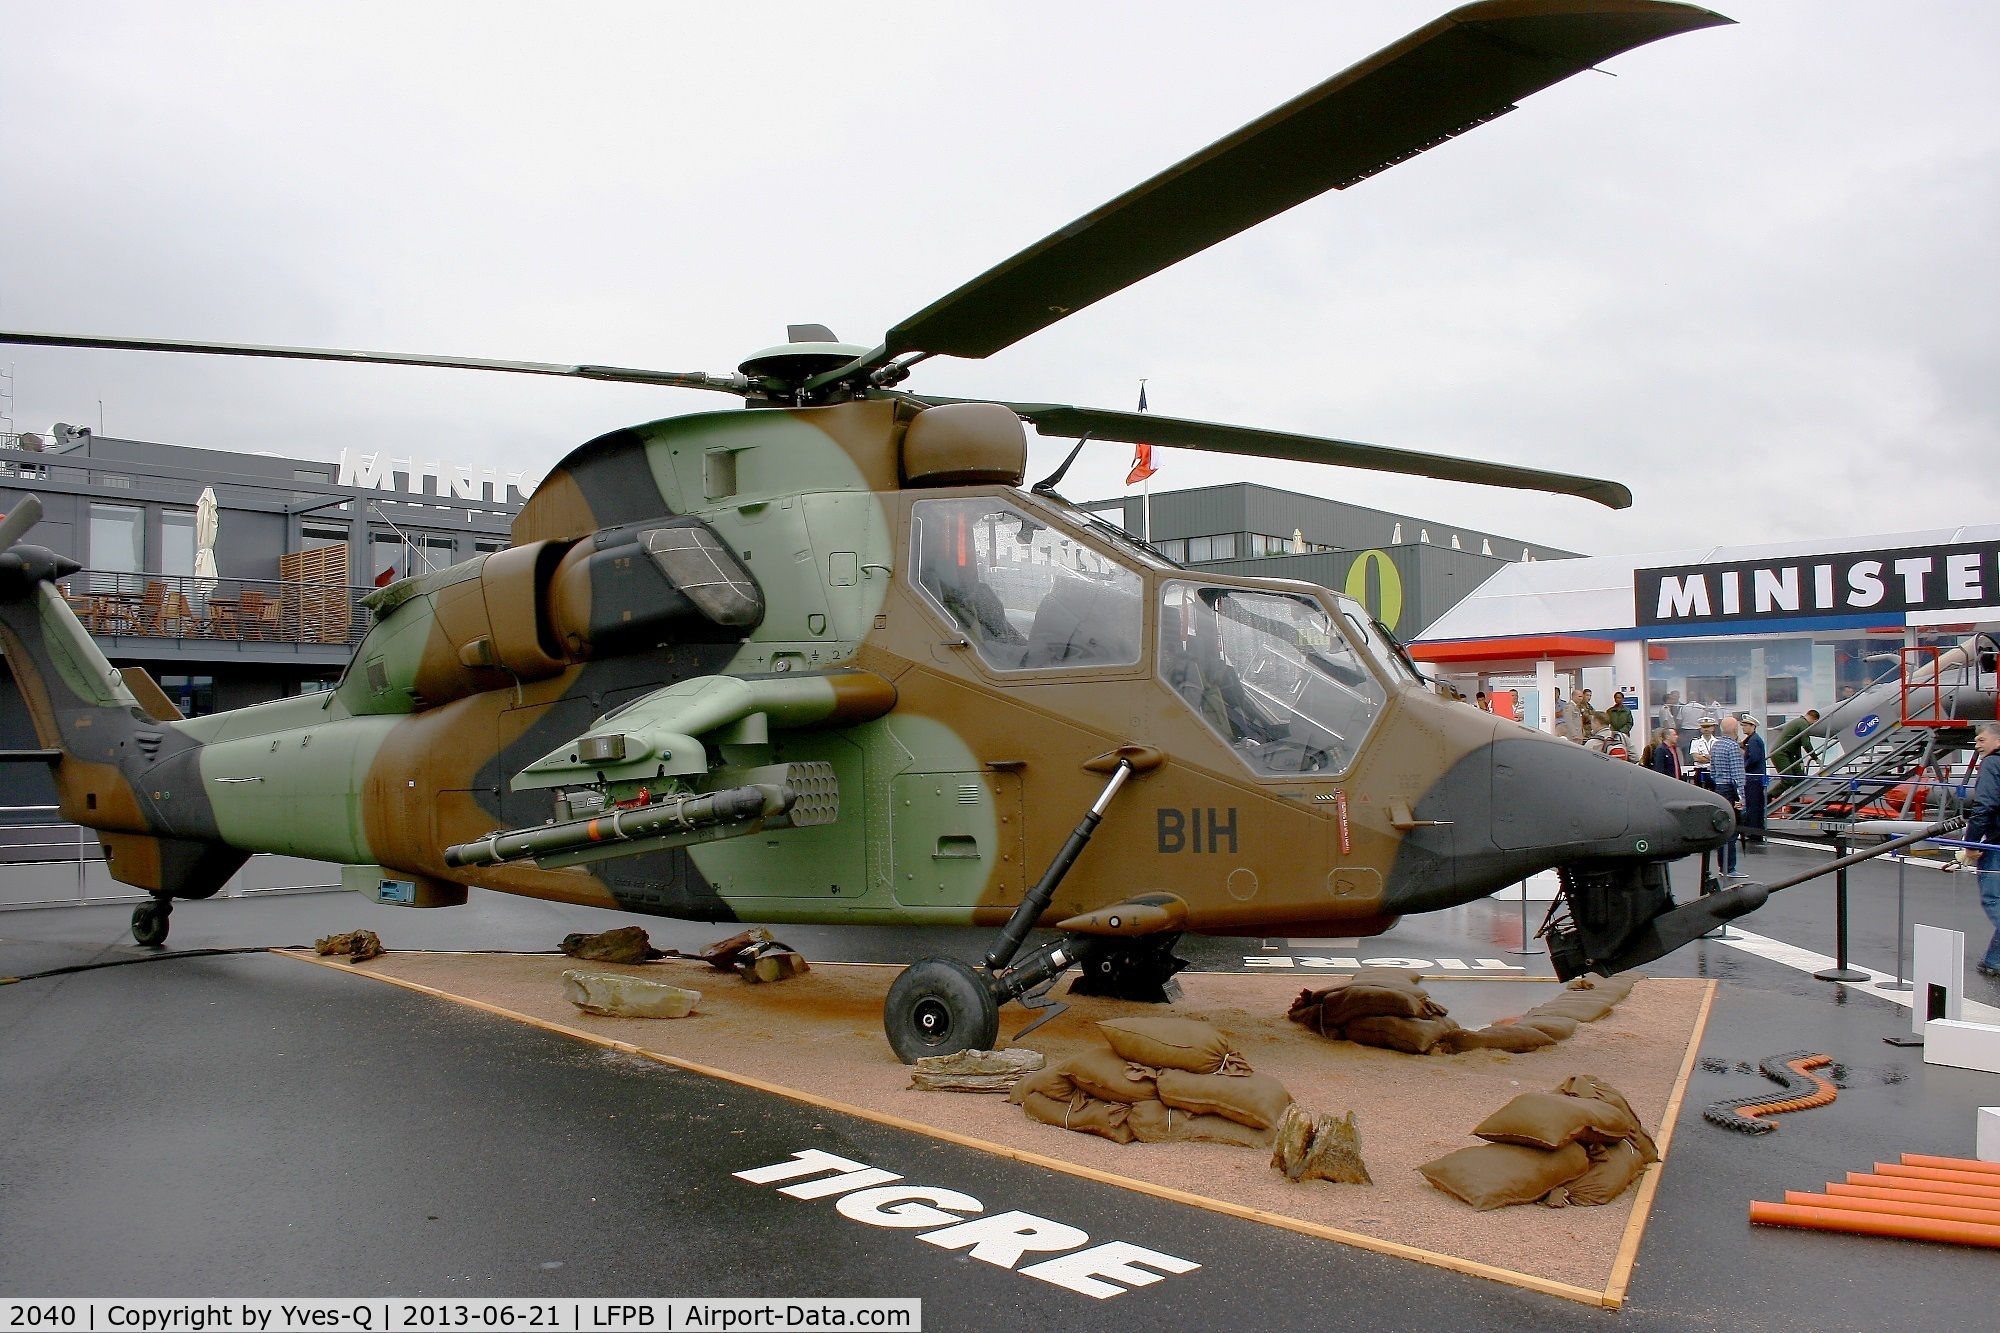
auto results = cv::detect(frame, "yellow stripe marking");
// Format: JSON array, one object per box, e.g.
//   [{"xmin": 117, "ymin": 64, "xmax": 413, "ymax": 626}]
[{"xmin": 1603, "ymin": 978, "xmax": 1717, "ymax": 1309}]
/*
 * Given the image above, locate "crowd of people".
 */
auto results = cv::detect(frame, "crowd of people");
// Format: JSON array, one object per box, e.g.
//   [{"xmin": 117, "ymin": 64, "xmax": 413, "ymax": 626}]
[{"xmin": 1456, "ymin": 678, "xmax": 2000, "ymax": 976}]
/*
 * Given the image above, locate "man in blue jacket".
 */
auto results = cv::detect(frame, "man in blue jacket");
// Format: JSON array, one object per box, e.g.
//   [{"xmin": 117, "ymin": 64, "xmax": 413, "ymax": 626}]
[
  {"xmin": 1651, "ymin": 728, "xmax": 1683, "ymax": 779},
  {"xmin": 1960, "ymin": 722, "xmax": 2000, "ymax": 978}
]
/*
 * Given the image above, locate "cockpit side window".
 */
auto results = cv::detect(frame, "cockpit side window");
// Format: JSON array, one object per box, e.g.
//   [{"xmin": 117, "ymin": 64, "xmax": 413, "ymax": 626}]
[
  {"xmin": 1159, "ymin": 582, "xmax": 1387, "ymax": 776},
  {"xmin": 910, "ymin": 497, "xmax": 1144, "ymax": 672}
]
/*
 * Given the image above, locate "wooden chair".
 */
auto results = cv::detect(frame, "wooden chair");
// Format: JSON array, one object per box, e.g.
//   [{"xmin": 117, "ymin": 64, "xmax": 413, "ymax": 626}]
[
  {"xmin": 238, "ymin": 590, "xmax": 281, "ymax": 641},
  {"xmin": 162, "ymin": 589, "xmax": 194, "ymax": 637},
  {"xmin": 138, "ymin": 581, "xmax": 168, "ymax": 636},
  {"xmin": 205, "ymin": 596, "xmax": 241, "ymax": 641}
]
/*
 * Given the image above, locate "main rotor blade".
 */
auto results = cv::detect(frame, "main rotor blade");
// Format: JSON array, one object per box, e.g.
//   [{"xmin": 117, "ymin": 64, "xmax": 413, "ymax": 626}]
[
  {"xmin": 0, "ymin": 330, "xmax": 752, "ymax": 395},
  {"xmin": 971, "ymin": 400, "xmax": 1632, "ymax": 509},
  {"xmin": 883, "ymin": 1, "xmax": 1730, "ymax": 363},
  {"xmin": 0, "ymin": 495, "xmax": 43, "ymax": 550}
]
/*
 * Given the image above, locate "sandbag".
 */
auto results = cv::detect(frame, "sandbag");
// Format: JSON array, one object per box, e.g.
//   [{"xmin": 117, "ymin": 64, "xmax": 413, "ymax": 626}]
[
  {"xmin": 561, "ymin": 969, "xmax": 700, "ymax": 1018},
  {"xmin": 1018, "ymin": 1090, "xmax": 1135, "ymax": 1143},
  {"xmin": 315, "ymin": 929, "xmax": 384, "ymax": 962},
  {"xmin": 1418, "ymin": 1141, "xmax": 1592, "ymax": 1211},
  {"xmin": 1344, "ymin": 1014, "xmax": 1459, "ymax": 1054},
  {"xmin": 1472, "ymin": 1091, "xmax": 1641, "ymax": 1150},
  {"xmin": 559, "ymin": 925, "xmax": 662, "ymax": 964},
  {"xmin": 1318, "ymin": 983, "xmax": 1447, "ymax": 1029},
  {"xmin": 1269, "ymin": 1105, "xmax": 1372, "ymax": 1183},
  {"xmin": 1554, "ymin": 1075, "xmax": 1658, "ymax": 1162},
  {"xmin": 1288, "ymin": 988, "xmax": 1332, "ymax": 1033},
  {"xmin": 1525, "ymin": 994, "xmax": 1615, "ymax": 1024},
  {"xmin": 1566, "ymin": 972, "xmax": 1638, "ymax": 1002},
  {"xmin": 1006, "ymin": 1065, "xmax": 1077, "ymax": 1105},
  {"xmin": 1127, "ymin": 1099, "xmax": 1274, "ymax": 1148},
  {"xmin": 1518, "ymin": 1014, "xmax": 1578, "ymax": 1041},
  {"xmin": 1555, "ymin": 1139, "xmax": 1648, "ymax": 1206},
  {"xmin": 1098, "ymin": 1017, "xmax": 1246, "ymax": 1074},
  {"xmin": 1288, "ymin": 973, "xmax": 1439, "ymax": 1034},
  {"xmin": 1350, "ymin": 967, "xmax": 1427, "ymax": 987},
  {"xmin": 1155, "ymin": 1069, "xmax": 1293, "ymax": 1130},
  {"xmin": 1440, "ymin": 1024, "xmax": 1557, "ymax": 1054},
  {"xmin": 1061, "ymin": 1048, "xmax": 1160, "ymax": 1104}
]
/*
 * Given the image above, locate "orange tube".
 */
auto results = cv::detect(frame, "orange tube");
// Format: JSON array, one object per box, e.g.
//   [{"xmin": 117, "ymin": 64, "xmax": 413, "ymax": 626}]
[
  {"xmin": 1749, "ymin": 1201, "xmax": 2000, "ymax": 1247},
  {"xmin": 1846, "ymin": 1172, "xmax": 2000, "ymax": 1201},
  {"xmin": 1828, "ymin": 1183, "xmax": 2000, "ymax": 1214},
  {"xmin": 1874, "ymin": 1162, "xmax": 2000, "ymax": 1188},
  {"xmin": 1901, "ymin": 1153, "xmax": 2000, "ymax": 1177},
  {"xmin": 1786, "ymin": 1191, "xmax": 2000, "ymax": 1227}
]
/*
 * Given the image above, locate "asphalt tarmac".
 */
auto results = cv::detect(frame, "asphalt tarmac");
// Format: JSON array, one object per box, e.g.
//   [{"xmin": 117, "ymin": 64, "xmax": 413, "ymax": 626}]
[{"xmin": 4, "ymin": 843, "xmax": 1998, "ymax": 1330}]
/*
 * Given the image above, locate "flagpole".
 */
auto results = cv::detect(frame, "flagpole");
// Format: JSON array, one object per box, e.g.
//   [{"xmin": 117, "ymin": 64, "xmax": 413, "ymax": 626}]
[{"xmin": 1139, "ymin": 378, "xmax": 1151, "ymax": 544}]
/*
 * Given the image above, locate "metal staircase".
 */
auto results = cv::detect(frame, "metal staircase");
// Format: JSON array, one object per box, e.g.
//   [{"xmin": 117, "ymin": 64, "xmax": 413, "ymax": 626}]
[
  {"xmin": 1766, "ymin": 632, "xmax": 1996, "ymax": 835},
  {"xmin": 1768, "ymin": 729, "xmax": 1962, "ymax": 832}
]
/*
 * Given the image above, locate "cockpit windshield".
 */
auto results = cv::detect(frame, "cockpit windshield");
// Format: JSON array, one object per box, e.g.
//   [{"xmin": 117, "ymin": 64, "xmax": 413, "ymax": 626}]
[
  {"xmin": 1336, "ymin": 597, "xmax": 1424, "ymax": 686},
  {"xmin": 1034, "ymin": 494, "xmax": 1179, "ymax": 570},
  {"xmin": 1160, "ymin": 582, "xmax": 1387, "ymax": 776},
  {"xmin": 911, "ymin": 497, "xmax": 1145, "ymax": 672}
]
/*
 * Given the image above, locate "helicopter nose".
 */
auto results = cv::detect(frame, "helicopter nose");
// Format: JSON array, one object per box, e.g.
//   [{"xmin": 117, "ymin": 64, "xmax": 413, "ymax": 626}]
[{"xmin": 1384, "ymin": 730, "xmax": 1734, "ymax": 915}]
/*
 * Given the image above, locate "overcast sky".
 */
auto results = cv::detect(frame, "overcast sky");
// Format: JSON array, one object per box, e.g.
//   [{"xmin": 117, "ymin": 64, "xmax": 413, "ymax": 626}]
[{"xmin": 3, "ymin": 1, "xmax": 1996, "ymax": 558}]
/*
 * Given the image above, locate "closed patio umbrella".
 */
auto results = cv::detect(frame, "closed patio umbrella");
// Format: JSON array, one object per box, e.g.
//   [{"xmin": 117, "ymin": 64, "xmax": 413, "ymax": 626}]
[{"xmin": 193, "ymin": 487, "xmax": 219, "ymax": 609}]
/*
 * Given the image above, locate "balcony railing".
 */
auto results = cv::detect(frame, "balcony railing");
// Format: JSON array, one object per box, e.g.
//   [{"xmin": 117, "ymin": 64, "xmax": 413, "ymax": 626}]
[{"xmin": 60, "ymin": 570, "xmax": 374, "ymax": 647}]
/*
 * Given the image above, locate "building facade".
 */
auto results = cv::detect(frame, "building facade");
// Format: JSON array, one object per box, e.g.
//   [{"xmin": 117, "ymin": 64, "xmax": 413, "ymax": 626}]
[
  {"xmin": 1079, "ymin": 482, "xmax": 1573, "ymax": 639},
  {"xmin": 0, "ymin": 429, "xmax": 521, "ymax": 813},
  {"xmin": 1410, "ymin": 524, "xmax": 2000, "ymax": 740}
]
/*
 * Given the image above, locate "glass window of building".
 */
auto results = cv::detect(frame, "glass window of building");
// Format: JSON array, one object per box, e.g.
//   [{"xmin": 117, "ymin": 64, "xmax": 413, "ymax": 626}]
[
  {"xmin": 910, "ymin": 497, "xmax": 1144, "ymax": 672},
  {"xmin": 157, "ymin": 674, "xmax": 214, "ymax": 717},
  {"xmin": 161, "ymin": 509, "xmax": 197, "ymax": 579},
  {"xmin": 420, "ymin": 535, "xmax": 459, "ymax": 569},
  {"xmin": 301, "ymin": 524, "xmax": 348, "ymax": 549},
  {"xmin": 1186, "ymin": 533, "xmax": 1237, "ymax": 562},
  {"xmin": 1153, "ymin": 538, "xmax": 1187, "ymax": 563},
  {"xmin": 1160, "ymin": 582, "xmax": 1386, "ymax": 776},
  {"xmin": 88, "ymin": 503, "xmax": 144, "ymax": 592},
  {"xmin": 371, "ymin": 533, "xmax": 406, "ymax": 584}
]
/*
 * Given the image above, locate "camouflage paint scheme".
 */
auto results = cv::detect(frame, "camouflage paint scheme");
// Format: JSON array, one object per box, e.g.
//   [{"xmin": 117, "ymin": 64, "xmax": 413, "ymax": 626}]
[
  {"xmin": 0, "ymin": 3, "xmax": 1742, "ymax": 958},
  {"xmin": 0, "ymin": 397, "xmax": 1732, "ymax": 939}
]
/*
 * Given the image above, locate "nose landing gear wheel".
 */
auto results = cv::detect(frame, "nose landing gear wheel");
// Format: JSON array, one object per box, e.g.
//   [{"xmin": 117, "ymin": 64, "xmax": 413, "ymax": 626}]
[
  {"xmin": 884, "ymin": 957, "xmax": 999, "ymax": 1064},
  {"xmin": 131, "ymin": 896, "xmax": 172, "ymax": 948}
]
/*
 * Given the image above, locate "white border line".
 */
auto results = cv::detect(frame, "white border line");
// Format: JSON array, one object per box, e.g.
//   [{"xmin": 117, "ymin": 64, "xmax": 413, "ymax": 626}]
[{"xmin": 1715, "ymin": 927, "xmax": 2000, "ymax": 1022}]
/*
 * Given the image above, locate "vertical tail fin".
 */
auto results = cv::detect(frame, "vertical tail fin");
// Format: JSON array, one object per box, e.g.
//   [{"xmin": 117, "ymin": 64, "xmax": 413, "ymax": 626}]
[{"xmin": 0, "ymin": 496, "xmax": 246, "ymax": 896}]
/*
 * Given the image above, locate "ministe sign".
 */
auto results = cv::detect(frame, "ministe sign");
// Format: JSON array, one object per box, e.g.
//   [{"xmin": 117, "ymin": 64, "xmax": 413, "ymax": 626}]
[
  {"xmin": 336, "ymin": 447, "xmax": 540, "ymax": 504},
  {"xmin": 1636, "ymin": 539, "xmax": 2000, "ymax": 628}
]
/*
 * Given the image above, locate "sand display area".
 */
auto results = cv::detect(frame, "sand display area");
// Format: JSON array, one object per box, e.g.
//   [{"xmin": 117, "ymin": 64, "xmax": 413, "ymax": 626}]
[{"xmin": 282, "ymin": 949, "xmax": 1712, "ymax": 1307}]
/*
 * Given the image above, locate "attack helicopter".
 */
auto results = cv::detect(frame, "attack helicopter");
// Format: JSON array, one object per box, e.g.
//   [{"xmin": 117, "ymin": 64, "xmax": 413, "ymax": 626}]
[{"xmin": 0, "ymin": 1, "xmax": 1747, "ymax": 1061}]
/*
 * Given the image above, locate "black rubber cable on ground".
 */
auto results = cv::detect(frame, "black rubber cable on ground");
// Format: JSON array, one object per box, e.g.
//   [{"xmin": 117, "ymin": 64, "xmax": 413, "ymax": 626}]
[
  {"xmin": 0, "ymin": 945, "xmax": 286, "ymax": 985},
  {"xmin": 0, "ymin": 945, "xmax": 574, "ymax": 985}
]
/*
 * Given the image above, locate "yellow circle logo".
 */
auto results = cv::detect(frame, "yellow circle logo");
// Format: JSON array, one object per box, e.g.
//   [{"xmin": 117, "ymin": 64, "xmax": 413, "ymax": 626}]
[{"xmin": 1343, "ymin": 549, "xmax": 1403, "ymax": 631}]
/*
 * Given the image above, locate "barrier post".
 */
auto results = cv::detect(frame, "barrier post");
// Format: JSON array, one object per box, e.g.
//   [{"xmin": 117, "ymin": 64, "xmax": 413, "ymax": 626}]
[
  {"xmin": 1882, "ymin": 851, "xmax": 1913, "ymax": 993},
  {"xmin": 1506, "ymin": 880, "xmax": 1536, "ymax": 956},
  {"xmin": 1814, "ymin": 834, "xmax": 1870, "ymax": 982}
]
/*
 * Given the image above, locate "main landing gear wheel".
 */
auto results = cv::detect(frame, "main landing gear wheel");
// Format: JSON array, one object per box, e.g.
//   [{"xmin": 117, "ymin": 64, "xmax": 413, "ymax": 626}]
[
  {"xmin": 131, "ymin": 895, "xmax": 172, "ymax": 948},
  {"xmin": 884, "ymin": 957, "xmax": 999, "ymax": 1064}
]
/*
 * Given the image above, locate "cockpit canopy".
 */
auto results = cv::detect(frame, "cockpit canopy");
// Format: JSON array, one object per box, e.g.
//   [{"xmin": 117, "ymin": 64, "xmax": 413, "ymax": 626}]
[
  {"xmin": 910, "ymin": 496, "xmax": 1144, "ymax": 671},
  {"xmin": 1161, "ymin": 582, "xmax": 1392, "ymax": 777}
]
